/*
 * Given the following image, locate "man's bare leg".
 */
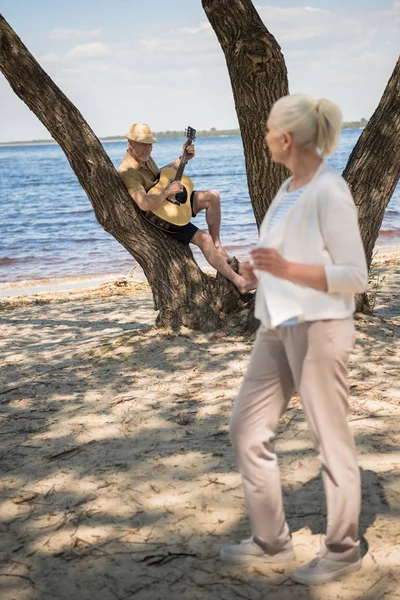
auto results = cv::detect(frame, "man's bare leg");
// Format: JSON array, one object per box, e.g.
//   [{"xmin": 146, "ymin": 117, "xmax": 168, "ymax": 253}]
[
  {"xmin": 192, "ymin": 190, "xmax": 229, "ymax": 260},
  {"xmin": 191, "ymin": 230, "xmax": 256, "ymax": 294}
]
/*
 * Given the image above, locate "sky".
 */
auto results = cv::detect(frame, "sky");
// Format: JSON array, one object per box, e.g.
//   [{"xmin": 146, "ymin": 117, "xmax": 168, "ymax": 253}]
[{"xmin": 0, "ymin": 0, "xmax": 399, "ymax": 143}]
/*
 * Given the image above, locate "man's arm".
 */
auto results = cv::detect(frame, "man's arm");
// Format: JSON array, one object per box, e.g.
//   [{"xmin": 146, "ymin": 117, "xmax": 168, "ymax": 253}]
[
  {"xmin": 129, "ymin": 180, "xmax": 183, "ymax": 212},
  {"xmin": 119, "ymin": 164, "xmax": 183, "ymax": 212},
  {"xmin": 162, "ymin": 139, "xmax": 195, "ymax": 171},
  {"xmin": 162, "ymin": 157, "xmax": 181, "ymax": 171}
]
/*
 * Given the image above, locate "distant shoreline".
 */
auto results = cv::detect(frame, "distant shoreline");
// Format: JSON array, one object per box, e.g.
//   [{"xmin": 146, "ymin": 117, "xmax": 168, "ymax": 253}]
[
  {"xmin": 0, "ymin": 136, "xmax": 224, "ymax": 148},
  {"xmin": 0, "ymin": 122, "xmax": 367, "ymax": 148},
  {"xmin": 0, "ymin": 242, "xmax": 398, "ymax": 299}
]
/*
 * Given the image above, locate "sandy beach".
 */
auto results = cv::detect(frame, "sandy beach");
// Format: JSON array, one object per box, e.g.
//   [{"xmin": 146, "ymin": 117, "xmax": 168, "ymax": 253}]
[{"xmin": 0, "ymin": 246, "xmax": 399, "ymax": 600}]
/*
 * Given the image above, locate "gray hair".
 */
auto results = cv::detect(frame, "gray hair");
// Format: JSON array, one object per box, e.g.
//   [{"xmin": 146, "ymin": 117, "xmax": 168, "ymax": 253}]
[{"xmin": 271, "ymin": 94, "xmax": 342, "ymax": 157}]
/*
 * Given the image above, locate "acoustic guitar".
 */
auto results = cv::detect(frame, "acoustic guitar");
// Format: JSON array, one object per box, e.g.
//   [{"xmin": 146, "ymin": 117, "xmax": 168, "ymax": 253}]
[{"xmin": 144, "ymin": 126, "xmax": 196, "ymax": 232}]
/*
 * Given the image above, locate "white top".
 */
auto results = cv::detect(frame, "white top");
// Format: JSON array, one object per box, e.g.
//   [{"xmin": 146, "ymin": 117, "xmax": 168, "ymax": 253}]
[
  {"xmin": 268, "ymin": 185, "xmax": 307, "ymax": 232},
  {"xmin": 268, "ymin": 186, "xmax": 308, "ymax": 327},
  {"xmin": 254, "ymin": 160, "xmax": 369, "ymax": 329}
]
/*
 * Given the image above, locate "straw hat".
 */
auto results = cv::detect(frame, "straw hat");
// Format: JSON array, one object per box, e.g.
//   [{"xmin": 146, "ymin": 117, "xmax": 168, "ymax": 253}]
[{"xmin": 125, "ymin": 123, "xmax": 157, "ymax": 144}]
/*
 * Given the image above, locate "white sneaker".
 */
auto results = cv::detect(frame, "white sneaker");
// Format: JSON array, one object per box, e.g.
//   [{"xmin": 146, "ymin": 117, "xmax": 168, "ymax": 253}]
[
  {"xmin": 220, "ymin": 537, "xmax": 295, "ymax": 565},
  {"xmin": 292, "ymin": 554, "xmax": 362, "ymax": 585}
]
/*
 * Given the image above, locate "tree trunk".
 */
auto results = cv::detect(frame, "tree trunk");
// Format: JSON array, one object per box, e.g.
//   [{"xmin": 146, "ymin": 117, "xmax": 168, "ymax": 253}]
[
  {"xmin": 343, "ymin": 56, "xmax": 400, "ymax": 269},
  {"xmin": 202, "ymin": 0, "xmax": 289, "ymax": 227},
  {"xmin": 343, "ymin": 56, "xmax": 400, "ymax": 312},
  {"xmin": 0, "ymin": 14, "xmax": 246, "ymax": 331}
]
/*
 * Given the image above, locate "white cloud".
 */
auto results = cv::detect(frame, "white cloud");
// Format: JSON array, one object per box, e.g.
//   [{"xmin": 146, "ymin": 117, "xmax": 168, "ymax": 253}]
[
  {"xmin": 181, "ymin": 21, "xmax": 212, "ymax": 34},
  {"xmin": 137, "ymin": 22, "xmax": 219, "ymax": 62},
  {"xmin": 50, "ymin": 28, "xmax": 102, "ymax": 41},
  {"xmin": 139, "ymin": 37, "xmax": 181, "ymax": 53},
  {"xmin": 256, "ymin": 5, "xmax": 328, "ymax": 17},
  {"xmin": 256, "ymin": 5, "xmax": 333, "ymax": 42},
  {"xmin": 254, "ymin": 4, "xmax": 398, "ymax": 99},
  {"xmin": 37, "ymin": 53, "xmax": 60, "ymax": 65},
  {"xmin": 384, "ymin": 0, "xmax": 400, "ymax": 20},
  {"xmin": 303, "ymin": 6, "xmax": 327, "ymax": 12},
  {"xmin": 67, "ymin": 43, "xmax": 109, "ymax": 60}
]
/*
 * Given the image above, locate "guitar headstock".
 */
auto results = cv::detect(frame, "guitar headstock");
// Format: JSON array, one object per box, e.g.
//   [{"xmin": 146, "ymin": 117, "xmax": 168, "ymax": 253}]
[{"xmin": 185, "ymin": 126, "xmax": 196, "ymax": 143}]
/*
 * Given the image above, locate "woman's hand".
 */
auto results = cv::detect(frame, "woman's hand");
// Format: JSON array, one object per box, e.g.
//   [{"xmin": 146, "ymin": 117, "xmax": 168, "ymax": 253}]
[
  {"xmin": 250, "ymin": 247, "xmax": 290, "ymax": 279},
  {"xmin": 250, "ymin": 247, "xmax": 328, "ymax": 291},
  {"xmin": 239, "ymin": 261, "xmax": 258, "ymax": 283}
]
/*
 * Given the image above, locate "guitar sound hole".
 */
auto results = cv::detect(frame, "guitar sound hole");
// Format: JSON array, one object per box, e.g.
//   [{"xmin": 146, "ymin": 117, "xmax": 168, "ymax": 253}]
[{"xmin": 174, "ymin": 189, "xmax": 188, "ymax": 204}]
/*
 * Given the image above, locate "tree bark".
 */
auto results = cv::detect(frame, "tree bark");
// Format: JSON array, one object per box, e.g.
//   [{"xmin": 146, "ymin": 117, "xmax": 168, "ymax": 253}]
[
  {"xmin": 343, "ymin": 56, "xmax": 400, "ymax": 312},
  {"xmin": 343, "ymin": 56, "xmax": 400, "ymax": 269},
  {"xmin": 0, "ymin": 14, "xmax": 246, "ymax": 330},
  {"xmin": 202, "ymin": 0, "xmax": 289, "ymax": 227}
]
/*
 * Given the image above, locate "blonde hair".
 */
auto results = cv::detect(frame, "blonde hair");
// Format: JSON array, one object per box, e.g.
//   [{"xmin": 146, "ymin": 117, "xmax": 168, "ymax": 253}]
[{"xmin": 270, "ymin": 94, "xmax": 342, "ymax": 157}]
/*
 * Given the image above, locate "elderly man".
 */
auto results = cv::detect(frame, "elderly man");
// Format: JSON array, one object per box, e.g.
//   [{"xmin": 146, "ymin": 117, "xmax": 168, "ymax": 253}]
[{"xmin": 118, "ymin": 123, "xmax": 254, "ymax": 294}]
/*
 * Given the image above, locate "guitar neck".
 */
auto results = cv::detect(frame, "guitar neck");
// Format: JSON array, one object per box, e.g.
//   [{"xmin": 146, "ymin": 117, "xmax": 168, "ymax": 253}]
[{"xmin": 174, "ymin": 141, "xmax": 192, "ymax": 182}]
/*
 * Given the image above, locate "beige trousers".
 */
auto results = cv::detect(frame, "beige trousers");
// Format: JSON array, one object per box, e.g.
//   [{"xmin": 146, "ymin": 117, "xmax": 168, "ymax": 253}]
[{"xmin": 230, "ymin": 318, "xmax": 361, "ymax": 561}]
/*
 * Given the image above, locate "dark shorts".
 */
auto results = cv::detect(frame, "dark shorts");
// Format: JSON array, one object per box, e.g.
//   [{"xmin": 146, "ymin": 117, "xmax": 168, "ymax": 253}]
[{"xmin": 166, "ymin": 191, "xmax": 198, "ymax": 245}]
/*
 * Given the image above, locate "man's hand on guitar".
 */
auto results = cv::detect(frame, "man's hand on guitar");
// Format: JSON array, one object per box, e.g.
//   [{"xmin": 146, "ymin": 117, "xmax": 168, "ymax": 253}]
[
  {"xmin": 164, "ymin": 181, "xmax": 183, "ymax": 198},
  {"xmin": 183, "ymin": 139, "xmax": 195, "ymax": 160}
]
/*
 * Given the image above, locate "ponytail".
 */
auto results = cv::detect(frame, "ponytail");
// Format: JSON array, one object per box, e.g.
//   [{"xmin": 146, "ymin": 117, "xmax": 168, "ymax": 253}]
[
  {"xmin": 315, "ymin": 98, "xmax": 342, "ymax": 157},
  {"xmin": 271, "ymin": 95, "xmax": 342, "ymax": 157}
]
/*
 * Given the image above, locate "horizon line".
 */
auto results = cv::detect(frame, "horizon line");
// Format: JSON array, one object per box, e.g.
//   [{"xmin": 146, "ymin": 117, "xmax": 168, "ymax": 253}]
[{"xmin": 0, "ymin": 120, "xmax": 367, "ymax": 147}]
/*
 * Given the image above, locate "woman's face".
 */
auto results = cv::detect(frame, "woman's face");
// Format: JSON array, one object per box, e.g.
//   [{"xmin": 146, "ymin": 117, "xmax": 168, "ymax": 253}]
[{"xmin": 265, "ymin": 112, "xmax": 288, "ymax": 164}]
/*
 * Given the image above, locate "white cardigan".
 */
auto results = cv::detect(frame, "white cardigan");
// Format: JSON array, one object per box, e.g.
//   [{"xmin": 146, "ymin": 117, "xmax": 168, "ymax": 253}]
[{"xmin": 255, "ymin": 161, "xmax": 368, "ymax": 328}]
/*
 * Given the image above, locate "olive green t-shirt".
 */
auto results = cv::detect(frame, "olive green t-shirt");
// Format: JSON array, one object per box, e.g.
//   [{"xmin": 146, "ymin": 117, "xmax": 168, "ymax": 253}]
[{"xmin": 117, "ymin": 151, "xmax": 159, "ymax": 194}]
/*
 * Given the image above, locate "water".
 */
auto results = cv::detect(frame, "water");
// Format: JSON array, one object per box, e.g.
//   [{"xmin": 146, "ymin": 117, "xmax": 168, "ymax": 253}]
[{"xmin": 1, "ymin": 131, "xmax": 399, "ymax": 287}]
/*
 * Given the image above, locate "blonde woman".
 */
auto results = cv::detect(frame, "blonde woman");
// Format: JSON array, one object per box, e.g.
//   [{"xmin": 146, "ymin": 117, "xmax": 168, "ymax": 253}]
[{"xmin": 220, "ymin": 95, "xmax": 368, "ymax": 585}]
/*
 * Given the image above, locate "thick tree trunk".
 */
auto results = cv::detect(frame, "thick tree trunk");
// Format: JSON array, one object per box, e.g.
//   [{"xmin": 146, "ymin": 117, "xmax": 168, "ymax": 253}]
[
  {"xmin": 0, "ymin": 14, "xmax": 245, "ymax": 330},
  {"xmin": 343, "ymin": 56, "xmax": 400, "ymax": 312},
  {"xmin": 202, "ymin": 0, "xmax": 289, "ymax": 226},
  {"xmin": 343, "ymin": 56, "xmax": 400, "ymax": 269}
]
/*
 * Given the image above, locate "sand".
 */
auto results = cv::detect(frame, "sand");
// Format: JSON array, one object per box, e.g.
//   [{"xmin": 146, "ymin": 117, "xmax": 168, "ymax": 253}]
[{"xmin": 0, "ymin": 249, "xmax": 399, "ymax": 600}]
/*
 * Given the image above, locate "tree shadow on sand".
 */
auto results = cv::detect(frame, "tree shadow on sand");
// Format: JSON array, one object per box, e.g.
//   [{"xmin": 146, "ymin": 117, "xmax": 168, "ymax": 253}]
[{"xmin": 0, "ymin": 288, "xmax": 399, "ymax": 599}]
